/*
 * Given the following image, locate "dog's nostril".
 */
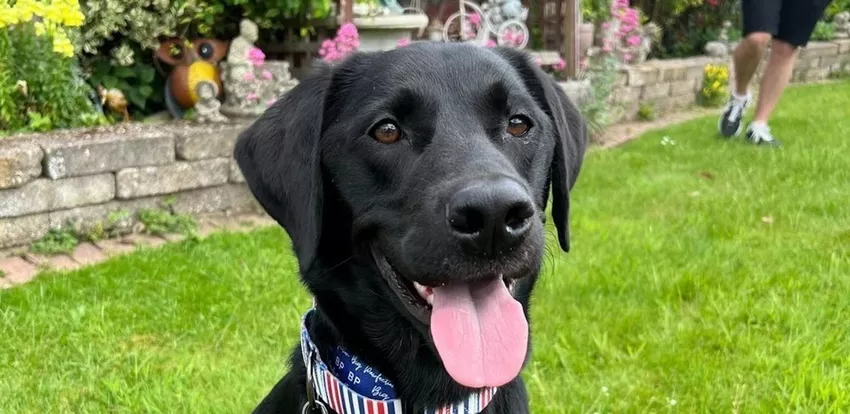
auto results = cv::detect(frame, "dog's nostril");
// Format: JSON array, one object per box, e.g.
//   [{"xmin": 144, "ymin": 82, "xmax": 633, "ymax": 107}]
[
  {"xmin": 446, "ymin": 177, "xmax": 535, "ymax": 257},
  {"xmin": 505, "ymin": 202, "xmax": 534, "ymax": 232},
  {"xmin": 449, "ymin": 206, "xmax": 486, "ymax": 235}
]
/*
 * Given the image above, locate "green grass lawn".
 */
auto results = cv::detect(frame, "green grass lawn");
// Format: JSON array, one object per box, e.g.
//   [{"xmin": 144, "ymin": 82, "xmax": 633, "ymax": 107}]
[{"xmin": 3, "ymin": 80, "xmax": 850, "ymax": 413}]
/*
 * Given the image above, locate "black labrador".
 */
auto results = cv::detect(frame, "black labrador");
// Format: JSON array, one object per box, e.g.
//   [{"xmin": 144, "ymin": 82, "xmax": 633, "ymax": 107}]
[{"xmin": 235, "ymin": 42, "xmax": 588, "ymax": 414}]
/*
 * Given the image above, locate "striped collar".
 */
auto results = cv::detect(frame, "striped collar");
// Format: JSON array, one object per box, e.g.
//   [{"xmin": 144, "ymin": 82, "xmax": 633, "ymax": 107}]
[{"xmin": 300, "ymin": 309, "xmax": 497, "ymax": 414}]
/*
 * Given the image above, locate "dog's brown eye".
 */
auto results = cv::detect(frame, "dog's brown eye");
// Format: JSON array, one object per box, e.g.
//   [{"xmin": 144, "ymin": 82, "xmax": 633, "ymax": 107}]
[
  {"xmin": 507, "ymin": 116, "xmax": 531, "ymax": 137},
  {"xmin": 371, "ymin": 121, "xmax": 401, "ymax": 144}
]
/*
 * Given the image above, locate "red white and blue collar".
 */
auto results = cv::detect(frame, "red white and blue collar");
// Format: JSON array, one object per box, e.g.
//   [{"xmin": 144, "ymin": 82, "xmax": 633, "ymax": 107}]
[{"xmin": 300, "ymin": 308, "xmax": 498, "ymax": 414}]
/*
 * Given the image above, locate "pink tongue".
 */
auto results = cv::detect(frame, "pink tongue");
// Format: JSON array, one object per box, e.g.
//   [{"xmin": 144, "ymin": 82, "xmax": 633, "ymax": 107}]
[{"xmin": 430, "ymin": 278, "xmax": 528, "ymax": 388}]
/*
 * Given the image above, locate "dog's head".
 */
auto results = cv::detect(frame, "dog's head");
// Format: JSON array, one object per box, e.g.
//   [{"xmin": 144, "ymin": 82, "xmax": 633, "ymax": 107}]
[{"xmin": 236, "ymin": 43, "xmax": 587, "ymax": 392}]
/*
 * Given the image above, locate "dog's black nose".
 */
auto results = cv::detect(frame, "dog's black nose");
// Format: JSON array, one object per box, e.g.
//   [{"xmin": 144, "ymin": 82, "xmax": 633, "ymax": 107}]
[{"xmin": 447, "ymin": 177, "xmax": 535, "ymax": 257}]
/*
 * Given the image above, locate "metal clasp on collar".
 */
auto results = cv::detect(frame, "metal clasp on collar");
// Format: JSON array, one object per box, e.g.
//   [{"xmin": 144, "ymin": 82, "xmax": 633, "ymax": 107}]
[{"xmin": 303, "ymin": 343, "xmax": 329, "ymax": 414}]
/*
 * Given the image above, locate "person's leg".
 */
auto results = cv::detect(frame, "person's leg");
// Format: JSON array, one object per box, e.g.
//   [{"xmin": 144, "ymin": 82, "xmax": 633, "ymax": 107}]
[
  {"xmin": 744, "ymin": 0, "xmax": 833, "ymax": 146},
  {"xmin": 718, "ymin": 0, "xmax": 781, "ymax": 137},
  {"xmin": 733, "ymin": 32, "xmax": 772, "ymax": 97},
  {"xmin": 751, "ymin": 39, "xmax": 797, "ymax": 123}
]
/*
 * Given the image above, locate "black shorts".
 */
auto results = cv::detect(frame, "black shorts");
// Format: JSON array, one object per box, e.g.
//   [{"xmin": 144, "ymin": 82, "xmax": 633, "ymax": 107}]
[{"xmin": 742, "ymin": 0, "xmax": 833, "ymax": 47}]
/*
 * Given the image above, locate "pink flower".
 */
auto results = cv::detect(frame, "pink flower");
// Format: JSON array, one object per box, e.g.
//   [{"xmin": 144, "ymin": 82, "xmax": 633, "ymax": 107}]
[
  {"xmin": 396, "ymin": 38, "xmax": 410, "ymax": 48},
  {"xmin": 485, "ymin": 39, "xmax": 497, "ymax": 48},
  {"xmin": 553, "ymin": 58, "xmax": 566, "ymax": 71},
  {"xmin": 624, "ymin": 53, "xmax": 633, "ymax": 62},
  {"xmin": 533, "ymin": 57, "xmax": 543, "ymax": 66},
  {"xmin": 267, "ymin": 98, "xmax": 277, "ymax": 107},
  {"xmin": 602, "ymin": 43, "xmax": 613, "ymax": 53},
  {"xmin": 246, "ymin": 92, "xmax": 259, "ymax": 101},
  {"xmin": 338, "ymin": 23, "xmax": 358, "ymax": 38},
  {"xmin": 243, "ymin": 72, "xmax": 255, "ymax": 81},
  {"xmin": 247, "ymin": 47, "xmax": 266, "ymax": 67},
  {"xmin": 469, "ymin": 13, "xmax": 481, "ymax": 25},
  {"xmin": 627, "ymin": 35, "xmax": 641, "ymax": 46},
  {"xmin": 262, "ymin": 70, "xmax": 273, "ymax": 80},
  {"xmin": 601, "ymin": 22, "xmax": 610, "ymax": 29}
]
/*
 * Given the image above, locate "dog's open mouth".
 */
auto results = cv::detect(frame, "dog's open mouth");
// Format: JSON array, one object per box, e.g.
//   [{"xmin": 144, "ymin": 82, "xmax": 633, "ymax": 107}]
[{"xmin": 373, "ymin": 248, "xmax": 529, "ymax": 389}]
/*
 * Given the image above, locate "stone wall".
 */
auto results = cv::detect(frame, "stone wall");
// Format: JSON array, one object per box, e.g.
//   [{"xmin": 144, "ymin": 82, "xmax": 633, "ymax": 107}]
[
  {"xmin": 0, "ymin": 122, "xmax": 261, "ymax": 251},
  {"xmin": 561, "ymin": 40, "xmax": 850, "ymax": 122}
]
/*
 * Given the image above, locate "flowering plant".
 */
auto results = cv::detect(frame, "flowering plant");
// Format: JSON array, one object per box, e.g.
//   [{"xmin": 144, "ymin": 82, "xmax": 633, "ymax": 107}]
[
  {"xmin": 699, "ymin": 63, "xmax": 729, "ymax": 107},
  {"xmin": 0, "ymin": 0, "xmax": 85, "ymax": 57},
  {"xmin": 0, "ymin": 0, "xmax": 103, "ymax": 133},
  {"xmin": 601, "ymin": 0, "xmax": 645, "ymax": 64},
  {"xmin": 319, "ymin": 23, "xmax": 360, "ymax": 63}
]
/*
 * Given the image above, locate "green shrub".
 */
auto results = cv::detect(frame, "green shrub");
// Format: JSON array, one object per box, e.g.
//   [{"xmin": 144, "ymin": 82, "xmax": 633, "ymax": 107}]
[
  {"xmin": 87, "ymin": 54, "xmax": 162, "ymax": 117},
  {"xmin": 637, "ymin": 102, "xmax": 656, "ymax": 121},
  {"xmin": 581, "ymin": 0, "xmax": 612, "ymax": 24},
  {"xmin": 811, "ymin": 21, "xmax": 836, "ymax": 41},
  {"xmin": 31, "ymin": 229, "xmax": 80, "ymax": 255},
  {"xmin": 635, "ymin": 0, "xmax": 742, "ymax": 59},
  {"xmin": 825, "ymin": 0, "xmax": 850, "ymax": 21},
  {"xmin": 0, "ymin": 23, "xmax": 104, "ymax": 133},
  {"xmin": 138, "ymin": 198, "xmax": 197, "ymax": 236},
  {"xmin": 78, "ymin": 0, "xmax": 198, "ymax": 65}
]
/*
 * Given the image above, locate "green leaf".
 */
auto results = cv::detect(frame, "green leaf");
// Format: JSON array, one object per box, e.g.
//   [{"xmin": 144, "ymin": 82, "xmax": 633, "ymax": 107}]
[
  {"xmin": 266, "ymin": 8, "xmax": 280, "ymax": 18},
  {"xmin": 138, "ymin": 85, "xmax": 153, "ymax": 98},
  {"xmin": 114, "ymin": 66, "xmax": 135, "ymax": 79},
  {"xmin": 102, "ymin": 75, "xmax": 119, "ymax": 89},
  {"xmin": 140, "ymin": 67, "xmax": 156, "ymax": 84},
  {"xmin": 128, "ymin": 89, "xmax": 145, "ymax": 109}
]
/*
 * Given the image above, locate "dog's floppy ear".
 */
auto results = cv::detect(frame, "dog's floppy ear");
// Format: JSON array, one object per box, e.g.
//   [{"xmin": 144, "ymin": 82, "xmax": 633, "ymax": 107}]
[
  {"xmin": 492, "ymin": 48, "xmax": 589, "ymax": 252},
  {"xmin": 234, "ymin": 62, "xmax": 333, "ymax": 271}
]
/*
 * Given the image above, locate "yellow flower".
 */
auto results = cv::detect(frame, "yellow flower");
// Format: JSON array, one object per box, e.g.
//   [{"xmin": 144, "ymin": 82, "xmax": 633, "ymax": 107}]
[
  {"xmin": 14, "ymin": 0, "xmax": 44, "ymax": 21},
  {"xmin": 52, "ymin": 31, "xmax": 75, "ymax": 58},
  {"xmin": 712, "ymin": 81, "xmax": 720, "ymax": 89},
  {"xmin": 33, "ymin": 21, "xmax": 47, "ymax": 35}
]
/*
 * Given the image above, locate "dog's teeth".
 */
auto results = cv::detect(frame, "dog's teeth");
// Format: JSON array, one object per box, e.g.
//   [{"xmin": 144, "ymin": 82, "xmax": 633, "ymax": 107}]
[{"xmin": 413, "ymin": 282, "xmax": 434, "ymax": 303}]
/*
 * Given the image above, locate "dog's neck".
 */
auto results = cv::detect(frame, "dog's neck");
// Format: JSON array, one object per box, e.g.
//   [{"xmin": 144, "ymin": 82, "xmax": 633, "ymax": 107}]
[{"xmin": 300, "ymin": 307, "xmax": 498, "ymax": 413}]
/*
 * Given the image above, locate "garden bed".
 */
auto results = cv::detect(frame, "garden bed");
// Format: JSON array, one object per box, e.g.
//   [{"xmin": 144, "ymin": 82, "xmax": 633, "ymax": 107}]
[{"xmin": 0, "ymin": 121, "xmax": 261, "ymax": 253}]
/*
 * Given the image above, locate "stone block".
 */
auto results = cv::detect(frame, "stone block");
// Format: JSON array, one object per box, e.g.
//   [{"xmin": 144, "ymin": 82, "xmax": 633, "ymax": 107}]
[
  {"xmin": 175, "ymin": 124, "xmax": 244, "ymax": 160},
  {"xmin": 614, "ymin": 101, "xmax": 640, "ymax": 123},
  {"xmin": 804, "ymin": 67, "xmax": 830, "ymax": 82},
  {"xmin": 0, "ymin": 142, "xmax": 42, "ymax": 189},
  {"xmin": 641, "ymin": 82, "xmax": 671, "ymax": 100},
  {"xmin": 40, "ymin": 130, "xmax": 175, "ymax": 179},
  {"xmin": 115, "ymin": 158, "xmax": 229, "ymax": 199},
  {"xmin": 798, "ymin": 42, "xmax": 839, "ymax": 59},
  {"xmin": 668, "ymin": 93, "xmax": 697, "ymax": 109},
  {"xmin": 0, "ymin": 174, "xmax": 114, "ymax": 218},
  {"xmin": 611, "ymin": 86, "xmax": 642, "ymax": 104},
  {"xmin": 94, "ymin": 239, "xmax": 137, "ymax": 257},
  {"xmin": 670, "ymin": 80, "xmax": 695, "ymax": 96},
  {"xmin": 658, "ymin": 59, "xmax": 689, "ymax": 81},
  {"xmin": 615, "ymin": 72, "xmax": 628, "ymax": 87},
  {"xmin": 171, "ymin": 184, "xmax": 259, "ymax": 215},
  {"xmin": 624, "ymin": 65, "xmax": 660, "ymax": 87},
  {"xmin": 47, "ymin": 197, "xmax": 164, "ymax": 233},
  {"xmin": 819, "ymin": 55, "xmax": 839, "ymax": 68},
  {"xmin": 684, "ymin": 57, "xmax": 715, "ymax": 79},
  {"xmin": 71, "ymin": 242, "xmax": 107, "ymax": 266},
  {"xmin": 800, "ymin": 56, "xmax": 821, "ymax": 69},
  {"xmin": 0, "ymin": 214, "xmax": 49, "ymax": 249},
  {"xmin": 558, "ymin": 80, "xmax": 592, "ymax": 106},
  {"xmin": 48, "ymin": 255, "xmax": 80, "ymax": 271},
  {"xmin": 835, "ymin": 39, "xmax": 850, "ymax": 54},
  {"xmin": 229, "ymin": 159, "xmax": 245, "ymax": 183},
  {"xmin": 0, "ymin": 256, "xmax": 38, "ymax": 285}
]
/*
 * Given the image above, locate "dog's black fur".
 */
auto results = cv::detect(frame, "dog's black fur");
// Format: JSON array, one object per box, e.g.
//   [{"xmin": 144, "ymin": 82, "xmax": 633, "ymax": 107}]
[{"xmin": 235, "ymin": 42, "xmax": 588, "ymax": 413}]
